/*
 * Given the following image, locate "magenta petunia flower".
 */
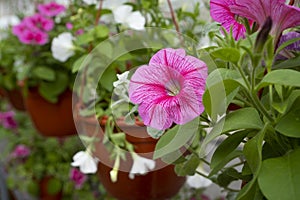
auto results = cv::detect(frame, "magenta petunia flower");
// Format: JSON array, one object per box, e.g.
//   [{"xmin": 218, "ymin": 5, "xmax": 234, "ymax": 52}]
[
  {"xmin": 0, "ymin": 111, "xmax": 18, "ymax": 129},
  {"xmin": 230, "ymin": 0, "xmax": 300, "ymax": 41},
  {"xmin": 66, "ymin": 22, "xmax": 73, "ymax": 30},
  {"xmin": 12, "ymin": 22, "xmax": 28, "ymax": 37},
  {"xmin": 129, "ymin": 48, "xmax": 207, "ymax": 130},
  {"xmin": 69, "ymin": 168, "xmax": 87, "ymax": 189},
  {"xmin": 210, "ymin": 0, "xmax": 250, "ymax": 40},
  {"xmin": 19, "ymin": 29, "xmax": 49, "ymax": 45},
  {"xmin": 11, "ymin": 144, "xmax": 31, "ymax": 158},
  {"xmin": 37, "ymin": 2, "xmax": 66, "ymax": 17},
  {"xmin": 23, "ymin": 14, "xmax": 54, "ymax": 32}
]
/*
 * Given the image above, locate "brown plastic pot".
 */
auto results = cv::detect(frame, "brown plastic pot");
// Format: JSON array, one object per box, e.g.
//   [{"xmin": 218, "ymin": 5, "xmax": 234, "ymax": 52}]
[
  {"xmin": 40, "ymin": 177, "xmax": 62, "ymax": 200},
  {"xmin": 5, "ymin": 89, "xmax": 26, "ymax": 111},
  {"xmin": 25, "ymin": 88, "xmax": 76, "ymax": 137},
  {"xmin": 76, "ymin": 116, "xmax": 186, "ymax": 200}
]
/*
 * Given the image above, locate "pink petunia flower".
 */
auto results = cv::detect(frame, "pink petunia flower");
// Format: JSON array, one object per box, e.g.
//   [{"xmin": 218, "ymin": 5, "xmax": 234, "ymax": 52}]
[
  {"xmin": 0, "ymin": 111, "xmax": 18, "ymax": 129},
  {"xmin": 12, "ymin": 22, "xmax": 28, "ymax": 37},
  {"xmin": 19, "ymin": 29, "xmax": 49, "ymax": 45},
  {"xmin": 37, "ymin": 2, "xmax": 66, "ymax": 17},
  {"xmin": 210, "ymin": 0, "xmax": 250, "ymax": 40},
  {"xmin": 23, "ymin": 14, "xmax": 54, "ymax": 32},
  {"xmin": 11, "ymin": 144, "xmax": 31, "ymax": 158},
  {"xmin": 75, "ymin": 29, "xmax": 84, "ymax": 35},
  {"xmin": 230, "ymin": 0, "xmax": 300, "ymax": 42},
  {"xmin": 69, "ymin": 168, "xmax": 87, "ymax": 189},
  {"xmin": 129, "ymin": 48, "xmax": 207, "ymax": 130}
]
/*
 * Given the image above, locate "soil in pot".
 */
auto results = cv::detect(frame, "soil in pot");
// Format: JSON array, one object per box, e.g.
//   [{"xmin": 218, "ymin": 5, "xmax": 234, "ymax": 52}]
[
  {"xmin": 25, "ymin": 88, "xmax": 76, "ymax": 137},
  {"xmin": 77, "ymin": 116, "xmax": 186, "ymax": 200}
]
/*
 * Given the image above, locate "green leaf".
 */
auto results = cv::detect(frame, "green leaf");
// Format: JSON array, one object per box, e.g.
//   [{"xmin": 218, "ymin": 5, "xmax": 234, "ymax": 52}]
[
  {"xmin": 204, "ymin": 108, "xmax": 263, "ymax": 145},
  {"xmin": 275, "ymin": 97, "xmax": 300, "ymax": 138},
  {"xmin": 236, "ymin": 123, "xmax": 268, "ymax": 200},
  {"xmin": 273, "ymin": 55, "xmax": 300, "ymax": 69},
  {"xmin": 94, "ymin": 25, "xmax": 110, "ymax": 38},
  {"xmin": 99, "ymin": 67, "xmax": 117, "ymax": 92},
  {"xmin": 211, "ymin": 47, "xmax": 240, "ymax": 64},
  {"xmin": 32, "ymin": 66, "xmax": 55, "ymax": 81},
  {"xmin": 47, "ymin": 178, "xmax": 62, "ymax": 195},
  {"xmin": 258, "ymin": 148, "xmax": 300, "ymax": 200},
  {"xmin": 147, "ymin": 127, "xmax": 165, "ymax": 139},
  {"xmin": 211, "ymin": 131, "xmax": 249, "ymax": 170},
  {"xmin": 174, "ymin": 153, "xmax": 200, "ymax": 176},
  {"xmin": 39, "ymin": 72, "xmax": 69, "ymax": 103},
  {"xmin": 72, "ymin": 54, "xmax": 88, "ymax": 73},
  {"xmin": 256, "ymin": 69, "xmax": 300, "ymax": 90},
  {"xmin": 153, "ymin": 118, "xmax": 200, "ymax": 160}
]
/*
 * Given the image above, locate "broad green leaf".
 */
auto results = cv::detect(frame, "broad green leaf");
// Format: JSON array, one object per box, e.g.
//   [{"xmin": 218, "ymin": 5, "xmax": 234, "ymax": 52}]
[
  {"xmin": 147, "ymin": 127, "xmax": 165, "ymax": 139},
  {"xmin": 204, "ymin": 108, "xmax": 263, "ymax": 145},
  {"xmin": 39, "ymin": 72, "xmax": 69, "ymax": 103},
  {"xmin": 275, "ymin": 97, "xmax": 300, "ymax": 138},
  {"xmin": 237, "ymin": 123, "xmax": 268, "ymax": 200},
  {"xmin": 211, "ymin": 131, "xmax": 249, "ymax": 170},
  {"xmin": 153, "ymin": 118, "xmax": 200, "ymax": 159},
  {"xmin": 258, "ymin": 148, "xmax": 300, "ymax": 200},
  {"xmin": 94, "ymin": 25, "xmax": 109, "ymax": 38},
  {"xmin": 32, "ymin": 66, "xmax": 55, "ymax": 81},
  {"xmin": 174, "ymin": 153, "xmax": 200, "ymax": 176},
  {"xmin": 209, "ymin": 150, "xmax": 243, "ymax": 176},
  {"xmin": 273, "ymin": 56, "xmax": 300, "ymax": 69},
  {"xmin": 99, "ymin": 66, "xmax": 117, "ymax": 92},
  {"xmin": 72, "ymin": 54, "xmax": 88, "ymax": 73},
  {"xmin": 256, "ymin": 69, "xmax": 300, "ymax": 90},
  {"xmin": 211, "ymin": 47, "xmax": 240, "ymax": 64},
  {"xmin": 237, "ymin": 180, "xmax": 264, "ymax": 200}
]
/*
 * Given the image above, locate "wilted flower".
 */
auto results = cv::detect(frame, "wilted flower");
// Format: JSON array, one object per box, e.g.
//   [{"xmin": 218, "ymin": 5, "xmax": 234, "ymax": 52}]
[
  {"xmin": 113, "ymin": 5, "xmax": 146, "ymax": 30},
  {"xmin": 37, "ymin": 1, "xmax": 66, "ymax": 17},
  {"xmin": 51, "ymin": 32, "xmax": 75, "ymax": 62},
  {"xmin": 11, "ymin": 144, "xmax": 31, "ymax": 158},
  {"xmin": 69, "ymin": 168, "xmax": 87, "ymax": 189},
  {"xmin": 71, "ymin": 151, "xmax": 98, "ymax": 174},
  {"xmin": 129, "ymin": 153, "xmax": 156, "ymax": 179},
  {"xmin": 129, "ymin": 48, "xmax": 207, "ymax": 130},
  {"xmin": 0, "ymin": 111, "xmax": 18, "ymax": 129}
]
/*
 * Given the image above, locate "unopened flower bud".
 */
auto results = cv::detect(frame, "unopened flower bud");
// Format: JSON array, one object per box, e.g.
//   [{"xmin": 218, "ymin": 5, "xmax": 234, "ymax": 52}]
[{"xmin": 254, "ymin": 16, "xmax": 273, "ymax": 53}]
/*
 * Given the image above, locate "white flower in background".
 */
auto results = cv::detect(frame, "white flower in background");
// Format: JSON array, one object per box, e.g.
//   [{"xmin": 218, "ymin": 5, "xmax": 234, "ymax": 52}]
[
  {"xmin": 55, "ymin": 0, "xmax": 70, "ymax": 7},
  {"xmin": 129, "ymin": 153, "xmax": 156, "ymax": 179},
  {"xmin": 112, "ymin": 71, "xmax": 130, "ymax": 106},
  {"xmin": 0, "ymin": 15, "xmax": 20, "ymax": 30},
  {"xmin": 113, "ymin": 5, "xmax": 146, "ymax": 30},
  {"xmin": 187, "ymin": 166, "xmax": 212, "ymax": 188},
  {"xmin": 82, "ymin": 0, "xmax": 98, "ymax": 5},
  {"xmin": 103, "ymin": 0, "xmax": 128, "ymax": 10},
  {"xmin": 51, "ymin": 32, "xmax": 75, "ymax": 62},
  {"xmin": 159, "ymin": 0, "xmax": 204, "ymax": 13},
  {"xmin": 71, "ymin": 151, "xmax": 99, "ymax": 174}
]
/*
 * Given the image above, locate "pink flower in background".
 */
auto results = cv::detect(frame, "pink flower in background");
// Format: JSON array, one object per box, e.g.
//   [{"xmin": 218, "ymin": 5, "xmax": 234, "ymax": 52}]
[
  {"xmin": 70, "ymin": 168, "xmax": 87, "ymax": 189},
  {"xmin": 0, "ymin": 111, "xmax": 18, "ymax": 129},
  {"xmin": 11, "ymin": 145, "xmax": 31, "ymax": 158},
  {"xmin": 129, "ymin": 48, "xmax": 207, "ymax": 130},
  {"xmin": 66, "ymin": 22, "xmax": 73, "ymax": 30},
  {"xmin": 37, "ymin": 2, "xmax": 66, "ymax": 17},
  {"xmin": 19, "ymin": 29, "xmax": 49, "ymax": 45},
  {"xmin": 230, "ymin": 0, "xmax": 300, "ymax": 41},
  {"xmin": 12, "ymin": 22, "xmax": 28, "ymax": 36},
  {"xmin": 210, "ymin": 0, "xmax": 250, "ymax": 40},
  {"xmin": 24, "ymin": 14, "xmax": 54, "ymax": 32},
  {"xmin": 75, "ymin": 29, "xmax": 84, "ymax": 35}
]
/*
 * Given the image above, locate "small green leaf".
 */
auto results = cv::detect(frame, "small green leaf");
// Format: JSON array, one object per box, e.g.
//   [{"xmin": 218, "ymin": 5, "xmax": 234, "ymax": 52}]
[
  {"xmin": 33, "ymin": 66, "xmax": 55, "ymax": 81},
  {"xmin": 72, "ymin": 54, "xmax": 88, "ymax": 73},
  {"xmin": 275, "ymin": 97, "xmax": 300, "ymax": 138},
  {"xmin": 94, "ymin": 25, "xmax": 110, "ymax": 38},
  {"xmin": 174, "ymin": 153, "xmax": 200, "ymax": 176},
  {"xmin": 211, "ymin": 47, "xmax": 240, "ymax": 64},
  {"xmin": 211, "ymin": 131, "xmax": 249, "ymax": 170},
  {"xmin": 258, "ymin": 148, "xmax": 300, "ymax": 200},
  {"xmin": 154, "ymin": 118, "xmax": 199, "ymax": 159},
  {"xmin": 47, "ymin": 178, "xmax": 62, "ymax": 195},
  {"xmin": 257, "ymin": 69, "xmax": 300, "ymax": 90}
]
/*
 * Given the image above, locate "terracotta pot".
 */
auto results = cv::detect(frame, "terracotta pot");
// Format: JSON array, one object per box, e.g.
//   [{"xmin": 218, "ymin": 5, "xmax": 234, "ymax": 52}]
[
  {"xmin": 40, "ymin": 177, "xmax": 62, "ymax": 200},
  {"xmin": 0, "ymin": 88, "xmax": 5, "ymax": 98},
  {"xmin": 5, "ymin": 89, "xmax": 26, "ymax": 111},
  {"xmin": 25, "ymin": 88, "xmax": 76, "ymax": 137},
  {"xmin": 77, "ymin": 116, "xmax": 186, "ymax": 200}
]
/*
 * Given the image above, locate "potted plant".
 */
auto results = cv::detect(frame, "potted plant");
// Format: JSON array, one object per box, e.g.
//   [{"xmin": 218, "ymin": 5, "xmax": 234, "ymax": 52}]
[
  {"xmin": 8, "ymin": 1, "xmax": 83, "ymax": 136},
  {"xmin": 0, "ymin": 106, "xmax": 108, "ymax": 200}
]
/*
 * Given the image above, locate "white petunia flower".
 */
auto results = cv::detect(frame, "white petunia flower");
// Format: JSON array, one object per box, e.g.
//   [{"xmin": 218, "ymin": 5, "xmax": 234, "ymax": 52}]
[
  {"xmin": 51, "ymin": 32, "xmax": 75, "ymax": 62},
  {"xmin": 187, "ymin": 166, "xmax": 212, "ymax": 189},
  {"xmin": 113, "ymin": 5, "xmax": 146, "ymax": 30},
  {"xmin": 129, "ymin": 153, "xmax": 156, "ymax": 179},
  {"xmin": 0, "ymin": 15, "xmax": 20, "ymax": 30},
  {"xmin": 103, "ymin": 0, "xmax": 128, "ymax": 10},
  {"xmin": 71, "ymin": 151, "xmax": 99, "ymax": 174}
]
